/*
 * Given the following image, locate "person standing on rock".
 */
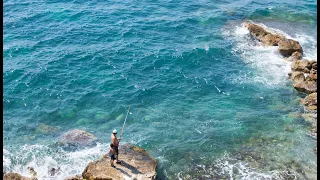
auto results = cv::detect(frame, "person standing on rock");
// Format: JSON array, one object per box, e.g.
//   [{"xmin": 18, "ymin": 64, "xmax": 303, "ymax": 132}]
[
  {"xmin": 109, "ymin": 143, "xmax": 116, "ymax": 167},
  {"xmin": 111, "ymin": 129, "xmax": 122, "ymax": 164}
]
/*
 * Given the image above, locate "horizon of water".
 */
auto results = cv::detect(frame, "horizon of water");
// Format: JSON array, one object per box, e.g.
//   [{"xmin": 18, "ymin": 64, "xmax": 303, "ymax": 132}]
[{"xmin": 3, "ymin": 0, "xmax": 317, "ymax": 179}]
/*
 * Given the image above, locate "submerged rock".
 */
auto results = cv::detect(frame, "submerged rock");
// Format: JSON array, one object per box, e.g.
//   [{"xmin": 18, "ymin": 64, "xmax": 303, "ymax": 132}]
[
  {"xmin": 116, "ymin": 114, "xmax": 124, "ymax": 121},
  {"xmin": 35, "ymin": 123, "xmax": 60, "ymax": 134},
  {"xmin": 285, "ymin": 126, "xmax": 295, "ymax": 132},
  {"xmin": 82, "ymin": 144, "xmax": 157, "ymax": 180},
  {"xmin": 278, "ymin": 39, "xmax": 303, "ymax": 57},
  {"xmin": 58, "ymin": 129, "xmax": 97, "ymax": 147},
  {"xmin": 3, "ymin": 172, "xmax": 37, "ymax": 180}
]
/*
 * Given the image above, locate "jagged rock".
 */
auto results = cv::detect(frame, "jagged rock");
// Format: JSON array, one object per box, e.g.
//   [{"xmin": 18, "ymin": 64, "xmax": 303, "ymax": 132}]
[
  {"xmin": 293, "ymin": 79, "xmax": 317, "ymax": 94},
  {"xmin": 291, "ymin": 71, "xmax": 305, "ymax": 83},
  {"xmin": 287, "ymin": 51, "xmax": 302, "ymax": 61},
  {"xmin": 244, "ymin": 22, "xmax": 268, "ymax": 39},
  {"xmin": 58, "ymin": 129, "xmax": 97, "ymax": 147},
  {"xmin": 308, "ymin": 73, "xmax": 317, "ymax": 81},
  {"xmin": 291, "ymin": 60, "xmax": 312, "ymax": 71},
  {"xmin": 260, "ymin": 33, "xmax": 283, "ymax": 46},
  {"xmin": 27, "ymin": 167, "xmax": 37, "ymax": 179},
  {"xmin": 301, "ymin": 92, "xmax": 317, "ymax": 110},
  {"xmin": 49, "ymin": 167, "xmax": 60, "ymax": 176},
  {"xmin": 311, "ymin": 62, "xmax": 317, "ymax": 69},
  {"xmin": 278, "ymin": 39, "xmax": 303, "ymax": 57},
  {"xmin": 82, "ymin": 144, "xmax": 157, "ymax": 180},
  {"xmin": 3, "ymin": 172, "xmax": 37, "ymax": 180},
  {"xmin": 302, "ymin": 68, "xmax": 310, "ymax": 73},
  {"xmin": 244, "ymin": 22, "xmax": 284, "ymax": 46}
]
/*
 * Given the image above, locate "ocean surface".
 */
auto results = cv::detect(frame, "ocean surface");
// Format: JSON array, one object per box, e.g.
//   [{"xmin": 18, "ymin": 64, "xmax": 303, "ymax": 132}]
[{"xmin": 3, "ymin": 0, "xmax": 317, "ymax": 179}]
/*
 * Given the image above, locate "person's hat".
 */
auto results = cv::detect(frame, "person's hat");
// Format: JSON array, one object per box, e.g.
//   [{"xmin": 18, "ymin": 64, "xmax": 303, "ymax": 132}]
[{"xmin": 113, "ymin": 129, "xmax": 117, "ymax": 134}]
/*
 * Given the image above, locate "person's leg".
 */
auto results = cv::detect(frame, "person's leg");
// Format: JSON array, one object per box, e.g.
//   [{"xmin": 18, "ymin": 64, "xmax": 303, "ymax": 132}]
[{"xmin": 115, "ymin": 146, "xmax": 121, "ymax": 163}]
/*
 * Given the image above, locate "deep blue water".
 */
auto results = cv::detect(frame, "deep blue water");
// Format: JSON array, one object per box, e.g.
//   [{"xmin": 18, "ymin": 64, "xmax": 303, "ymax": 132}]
[{"xmin": 3, "ymin": 0, "xmax": 317, "ymax": 179}]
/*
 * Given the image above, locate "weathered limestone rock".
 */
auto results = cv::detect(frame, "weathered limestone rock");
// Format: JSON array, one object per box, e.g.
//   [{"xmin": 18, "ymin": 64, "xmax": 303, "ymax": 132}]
[
  {"xmin": 307, "ymin": 73, "xmax": 317, "ymax": 81},
  {"xmin": 293, "ymin": 80, "xmax": 317, "ymax": 94},
  {"xmin": 58, "ymin": 129, "xmax": 97, "ymax": 147},
  {"xmin": 278, "ymin": 39, "xmax": 303, "ymax": 57},
  {"xmin": 311, "ymin": 62, "xmax": 317, "ymax": 70},
  {"xmin": 302, "ymin": 68, "xmax": 310, "ymax": 73},
  {"xmin": 301, "ymin": 92, "xmax": 317, "ymax": 111},
  {"xmin": 291, "ymin": 60, "xmax": 312, "ymax": 71},
  {"xmin": 244, "ymin": 22, "xmax": 268, "ymax": 39},
  {"xmin": 287, "ymin": 51, "xmax": 303, "ymax": 61},
  {"xmin": 3, "ymin": 172, "xmax": 37, "ymax": 180},
  {"xmin": 82, "ymin": 144, "xmax": 157, "ymax": 180},
  {"xmin": 290, "ymin": 71, "xmax": 305, "ymax": 83},
  {"xmin": 260, "ymin": 33, "xmax": 283, "ymax": 46},
  {"xmin": 244, "ymin": 22, "xmax": 284, "ymax": 46}
]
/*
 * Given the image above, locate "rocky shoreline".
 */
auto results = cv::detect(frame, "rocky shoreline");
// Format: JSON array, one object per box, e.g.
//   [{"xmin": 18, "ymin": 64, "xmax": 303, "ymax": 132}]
[
  {"xmin": 244, "ymin": 21, "xmax": 317, "ymax": 151},
  {"xmin": 4, "ymin": 130, "xmax": 157, "ymax": 180}
]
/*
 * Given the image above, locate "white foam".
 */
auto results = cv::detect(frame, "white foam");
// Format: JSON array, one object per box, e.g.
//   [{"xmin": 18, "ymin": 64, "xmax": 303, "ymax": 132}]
[
  {"xmin": 3, "ymin": 143, "xmax": 107, "ymax": 180},
  {"xmin": 222, "ymin": 24, "xmax": 292, "ymax": 87}
]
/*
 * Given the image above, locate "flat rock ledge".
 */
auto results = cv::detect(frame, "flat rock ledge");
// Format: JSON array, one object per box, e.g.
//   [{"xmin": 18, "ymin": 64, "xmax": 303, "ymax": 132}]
[
  {"xmin": 3, "ymin": 172, "xmax": 37, "ymax": 180},
  {"xmin": 67, "ymin": 144, "xmax": 157, "ymax": 180},
  {"xmin": 4, "ymin": 144, "xmax": 157, "ymax": 180}
]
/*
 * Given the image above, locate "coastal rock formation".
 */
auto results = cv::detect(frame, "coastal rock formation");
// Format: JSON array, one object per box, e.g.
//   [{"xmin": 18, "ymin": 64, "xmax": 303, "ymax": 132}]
[
  {"xmin": 287, "ymin": 51, "xmax": 303, "ymax": 61},
  {"xmin": 290, "ymin": 71, "xmax": 305, "ymax": 83},
  {"xmin": 301, "ymin": 92, "xmax": 317, "ymax": 111},
  {"xmin": 58, "ymin": 129, "xmax": 97, "ymax": 147},
  {"xmin": 244, "ymin": 21, "xmax": 317, "ymax": 155},
  {"xmin": 3, "ymin": 172, "xmax": 37, "ymax": 180},
  {"xmin": 302, "ymin": 113, "xmax": 317, "ymax": 135},
  {"xmin": 244, "ymin": 22, "xmax": 284, "ymax": 46},
  {"xmin": 82, "ymin": 144, "xmax": 157, "ymax": 180},
  {"xmin": 291, "ymin": 60, "xmax": 312, "ymax": 71},
  {"xmin": 293, "ymin": 79, "xmax": 317, "ymax": 94},
  {"xmin": 278, "ymin": 39, "xmax": 303, "ymax": 57}
]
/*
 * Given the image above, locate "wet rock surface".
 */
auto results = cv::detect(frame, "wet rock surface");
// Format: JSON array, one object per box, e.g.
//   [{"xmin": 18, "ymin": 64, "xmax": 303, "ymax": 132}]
[
  {"xmin": 244, "ymin": 21, "xmax": 317, "ymax": 154},
  {"xmin": 244, "ymin": 22, "xmax": 284, "ymax": 46},
  {"xmin": 3, "ymin": 172, "xmax": 37, "ymax": 180},
  {"xmin": 81, "ymin": 144, "xmax": 157, "ymax": 180},
  {"xmin": 278, "ymin": 39, "xmax": 303, "ymax": 57}
]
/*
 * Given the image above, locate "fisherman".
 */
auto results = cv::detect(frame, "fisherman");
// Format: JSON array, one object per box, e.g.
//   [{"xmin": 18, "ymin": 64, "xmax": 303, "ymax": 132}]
[
  {"xmin": 109, "ymin": 143, "xmax": 116, "ymax": 167},
  {"xmin": 111, "ymin": 129, "xmax": 122, "ymax": 164}
]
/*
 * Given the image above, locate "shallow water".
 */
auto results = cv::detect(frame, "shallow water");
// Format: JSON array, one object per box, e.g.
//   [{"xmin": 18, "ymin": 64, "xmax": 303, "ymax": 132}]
[{"xmin": 3, "ymin": 0, "xmax": 317, "ymax": 179}]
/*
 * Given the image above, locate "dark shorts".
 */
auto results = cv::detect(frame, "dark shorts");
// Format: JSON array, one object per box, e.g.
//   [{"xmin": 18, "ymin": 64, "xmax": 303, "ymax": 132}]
[
  {"xmin": 110, "ymin": 153, "xmax": 116, "ymax": 160},
  {"xmin": 113, "ymin": 146, "xmax": 119, "ymax": 155}
]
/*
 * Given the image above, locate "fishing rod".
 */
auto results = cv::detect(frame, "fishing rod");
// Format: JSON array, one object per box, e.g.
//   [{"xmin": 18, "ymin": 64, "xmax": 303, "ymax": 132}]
[{"xmin": 120, "ymin": 105, "xmax": 130, "ymax": 140}]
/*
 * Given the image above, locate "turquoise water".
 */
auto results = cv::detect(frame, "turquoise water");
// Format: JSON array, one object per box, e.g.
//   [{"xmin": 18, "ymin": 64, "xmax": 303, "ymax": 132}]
[{"xmin": 3, "ymin": 0, "xmax": 317, "ymax": 179}]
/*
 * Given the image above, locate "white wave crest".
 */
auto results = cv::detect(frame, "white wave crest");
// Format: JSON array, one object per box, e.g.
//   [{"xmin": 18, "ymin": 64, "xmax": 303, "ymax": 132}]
[{"xmin": 3, "ymin": 143, "xmax": 107, "ymax": 179}]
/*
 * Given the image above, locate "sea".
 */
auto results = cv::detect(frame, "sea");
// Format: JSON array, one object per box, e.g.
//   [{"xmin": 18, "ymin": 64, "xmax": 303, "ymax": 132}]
[{"xmin": 3, "ymin": 0, "xmax": 317, "ymax": 179}]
